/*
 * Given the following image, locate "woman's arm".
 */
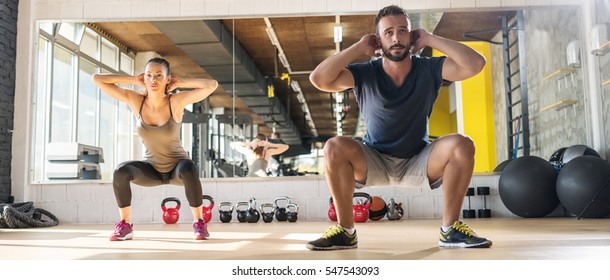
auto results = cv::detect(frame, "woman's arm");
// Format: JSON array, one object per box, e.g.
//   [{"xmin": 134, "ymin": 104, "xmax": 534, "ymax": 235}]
[
  {"xmin": 92, "ymin": 73, "xmax": 144, "ymax": 104},
  {"xmin": 168, "ymin": 77, "xmax": 219, "ymax": 109},
  {"xmin": 263, "ymin": 141, "xmax": 289, "ymax": 160},
  {"xmin": 230, "ymin": 141, "xmax": 254, "ymax": 156}
]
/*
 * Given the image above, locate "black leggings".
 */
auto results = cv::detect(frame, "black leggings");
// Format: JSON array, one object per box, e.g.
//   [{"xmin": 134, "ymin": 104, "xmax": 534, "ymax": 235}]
[{"xmin": 113, "ymin": 159, "xmax": 203, "ymax": 208}]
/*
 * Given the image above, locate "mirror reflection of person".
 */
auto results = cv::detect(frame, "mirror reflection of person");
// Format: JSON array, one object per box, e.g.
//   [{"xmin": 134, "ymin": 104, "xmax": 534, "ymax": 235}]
[
  {"xmin": 230, "ymin": 134, "xmax": 289, "ymax": 177},
  {"xmin": 306, "ymin": 5, "xmax": 491, "ymax": 250},
  {"xmin": 93, "ymin": 57, "xmax": 218, "ymax": 241},
  {"xmin": 267, "ymin": 132, "xmax": 286, "ymax": 176}
]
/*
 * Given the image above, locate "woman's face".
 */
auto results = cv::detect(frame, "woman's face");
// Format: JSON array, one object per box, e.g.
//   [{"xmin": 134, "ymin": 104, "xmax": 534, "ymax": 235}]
[{"xmin": 144, "ymin": 62, "xmax": 170, "ymax": 92}]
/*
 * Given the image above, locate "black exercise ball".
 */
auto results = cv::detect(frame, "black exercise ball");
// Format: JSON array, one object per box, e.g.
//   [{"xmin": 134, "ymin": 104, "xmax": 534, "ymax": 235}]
[
  {"xmin": 494, "ymin": 158, "xmax": 513, "ymax": 172},
  {"xmin": 561, "ymin": 144, "xmax": 600, "ymax": 165},
  {"xmin": 556, "ymin": 156, "xmax": 610, "ymax": 218},
  {"xmin": 499, "ymin": 155, "xmax": 559, "ymax": 218}
]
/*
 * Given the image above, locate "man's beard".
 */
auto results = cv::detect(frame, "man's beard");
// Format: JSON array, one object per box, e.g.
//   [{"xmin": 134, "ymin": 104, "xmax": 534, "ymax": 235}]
[{"xmin": 382, "ymin": 43, "xmax": 409, "ymax": 61}]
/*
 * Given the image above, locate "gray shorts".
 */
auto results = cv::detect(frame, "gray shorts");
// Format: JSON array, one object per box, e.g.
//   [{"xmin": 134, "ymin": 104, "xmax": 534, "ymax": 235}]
[{"xmin": 356, "ymin": 141, "xmax": 442, "ymax": 189}]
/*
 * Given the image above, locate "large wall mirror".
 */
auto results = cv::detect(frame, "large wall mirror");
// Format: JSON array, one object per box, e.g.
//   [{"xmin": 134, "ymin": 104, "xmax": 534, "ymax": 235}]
[{"xmin": 32, "ymin": 5, "xmax": 602, "ymax": 181}]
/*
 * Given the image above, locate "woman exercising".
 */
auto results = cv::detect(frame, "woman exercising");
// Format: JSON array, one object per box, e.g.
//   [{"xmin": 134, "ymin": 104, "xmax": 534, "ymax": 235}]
[
  {"xmin": 230, "ymin": 134, "xmax": 289, "ymax": 177},
  {"xmin": 93, "ymin": 57, "xmax": 218, "ymax": 241}
]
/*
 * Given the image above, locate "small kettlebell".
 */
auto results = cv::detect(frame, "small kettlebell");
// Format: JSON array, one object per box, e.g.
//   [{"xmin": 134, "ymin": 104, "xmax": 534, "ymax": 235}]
[
  {"xmin": 218, "ymin": 201, "xmax": 233, "ymax": 223},
  {"xmin": 201, "ymin": 195, "xmax": 215, "ymax": 223},
  {"xmin": 286, "ymin": 203, "xmax": 299, "ymax": 222},
  {"xmin": 386, "ymin": 198, "xmax": 404, "ymax": 220},
  {"xmin": 246, "ymin": 198, "xmax": 260, "ymax": 223},
  {"xmin": 274, "ymin": 196, "xmax": 291, "ymax": 222},
  {"xmin": 260, "ymin": 203, "xmax": 275, "ymax": 223},
  {"xmin": 235, "ymin": 202, "xmax": 250, "ymax": 223},
  {"xmin": 161, "ymin": 197, "xmax": 181, "ymax": 224},
  {"xmin": 353, "ymin": 192, "xmax": 372, "ymax": 223},
  {"xmin": 328, "ymin": 197, "xmax": 337, "ymax": 221}
]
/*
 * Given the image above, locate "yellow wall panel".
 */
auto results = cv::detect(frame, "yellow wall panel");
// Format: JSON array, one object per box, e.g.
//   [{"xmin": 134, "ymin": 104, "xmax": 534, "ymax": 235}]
[{"xmin": 432, "ymin": 42, "xmax": 496, "ymax": 172}]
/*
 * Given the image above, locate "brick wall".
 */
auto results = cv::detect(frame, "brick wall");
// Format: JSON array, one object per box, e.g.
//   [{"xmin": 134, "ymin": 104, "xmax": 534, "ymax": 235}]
[{"xmin": 0, "ymin": 0, "xmax": 18, "ymax": 203}]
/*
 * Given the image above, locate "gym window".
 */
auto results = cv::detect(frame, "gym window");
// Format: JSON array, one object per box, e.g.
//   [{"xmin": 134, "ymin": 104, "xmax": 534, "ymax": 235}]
[{"xmin": 32, "ymin": 23, "xmax": 190, "ymax": 182}]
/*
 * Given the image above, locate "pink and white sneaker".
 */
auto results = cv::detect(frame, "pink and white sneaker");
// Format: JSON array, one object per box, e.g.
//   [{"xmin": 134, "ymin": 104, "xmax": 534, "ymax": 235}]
[
  {"xmin": 193, "ymin": 219, "xmax": 209, "ymax": 240},
  {"xmin": 109, "ymin": 220, "xmax": 133, "ymax": 241}
]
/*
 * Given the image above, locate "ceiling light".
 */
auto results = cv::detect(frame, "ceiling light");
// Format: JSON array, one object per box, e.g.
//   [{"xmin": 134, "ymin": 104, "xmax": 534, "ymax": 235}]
[
  {"xmin": 278, "ymin": 52, "xmax": 289, "ymax": 69},
  {"xmin": 265, "ymin": 26, "xmax": 280, "ymax": 46},
  {"xmin": 290, "ymin": 80, "xmax": 301, "ymax": 92},
  {"xmin": 334, "ymin": 25, "xmax": 342, "ymax": 43}
]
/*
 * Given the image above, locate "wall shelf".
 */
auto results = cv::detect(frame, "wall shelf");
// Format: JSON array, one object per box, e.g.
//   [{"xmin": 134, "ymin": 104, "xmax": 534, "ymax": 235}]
[
  {"xmin": 543, "ymin": 68, "xmax": 576, "ymax": 81},
  {"xmin": 540, "ymin": 99, "xmax": 577, "ymax": 112}
]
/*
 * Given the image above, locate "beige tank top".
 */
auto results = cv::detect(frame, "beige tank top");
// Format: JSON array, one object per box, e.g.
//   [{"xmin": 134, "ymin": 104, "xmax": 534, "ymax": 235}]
[{"xmin": 136, "ymin": 95, "xmax": 189, "ymax": 173}]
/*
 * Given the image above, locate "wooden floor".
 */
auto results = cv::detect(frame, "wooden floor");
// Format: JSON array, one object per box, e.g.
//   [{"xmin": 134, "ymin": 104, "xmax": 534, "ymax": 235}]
[{"xmin": 1, "ymin": 217, "xmax": 609, "ymax": 260}]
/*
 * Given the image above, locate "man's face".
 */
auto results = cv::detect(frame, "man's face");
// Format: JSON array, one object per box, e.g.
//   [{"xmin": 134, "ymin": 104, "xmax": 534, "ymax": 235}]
[{"xmin": 377, "ymin": 15, "xmax": 411, "ymax": 62}]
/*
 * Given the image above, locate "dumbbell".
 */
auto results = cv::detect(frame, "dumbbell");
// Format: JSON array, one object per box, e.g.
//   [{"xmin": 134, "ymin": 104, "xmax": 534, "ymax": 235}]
[
  {"xmin": 462, "ymin": 187, "xmax": 476, "ymax": 218},
  {"xmin": 386, "ymin": 198, "xmax": 404, "ymax": 220},
  {"xmin": 477, "ymin": 186, "xmax": 492, "ymax": 218}
]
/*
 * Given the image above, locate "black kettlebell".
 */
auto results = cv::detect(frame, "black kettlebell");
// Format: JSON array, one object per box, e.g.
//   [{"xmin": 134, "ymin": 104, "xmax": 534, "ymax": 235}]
[
  {"xmin": 286, "ymin": 203, "xmax": 299, "ymax": 222},
  {"xmin": 246, "ymin": 198, "xmax": 260, "ymax": 223},
  {"xmin": 260, "ymin": 203, "xmax": 275, "ymax": 223},
  {"xmin": 274, "ymin": 196, "xmax": 291, "ymax": 221},
  {"xmin": 218, "ymin": 201, "xmax": 234, "ymax": 223},
  {"xmin": 235, "ymin": 202, "xmax": 250, "ymax": 223}
]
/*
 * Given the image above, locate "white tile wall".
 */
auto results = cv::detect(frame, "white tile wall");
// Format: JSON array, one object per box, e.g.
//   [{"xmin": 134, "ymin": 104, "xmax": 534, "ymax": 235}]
[
  {"xmin": 179, "ymin": 0, "xmax": 206, "ymax": 18},
  {"xmin": 155, "ymin": 1, "xmax": 181, "ymax": 18},
  {"xmin": 425, "ymin": 0, "xmax": 452, "ymax": 10},
  {"xmin": 327, "ymin": 0, "xmax": 352, "ymax": 14},
  {"xmin": 277, "ymin": 0, "xmax": 303, "ymax": 15},
  {"xmin": 59, "ymin": 2, "xmax": 83, "ymax": 19},
  {"xmin": 303, "ymin": 0, "xmax": 328, "ymax": 14},
  {"xmin": 131, "ymin": 2, "xmax": 156, "ymax": 19},
  {"xmin": 527, "ymin": 0, "xmax": 553, "ymax": 6},
  {"xmin": 30, "ymin": 174, "xmax": 513, "ymax": 224},
  {"xmin": 67, "ymin": 184, "xmax": 92, "ymax": 201},
  {"xmin": 451, "ymin": 0, "xmax": 477, "ymax": 9},
  {"xmin": 252, "ymin": 0, "xmax": 278, "ymax": 16},
  {"xmin": 399, "ymin": 0, "xmax": 426, "ymax": 11},
  {"xmin": 502, "ymin": 0, "xmax": 528, "ymax": 8},
  {"xmin": 204, "ymin": 0, "xmax": 230, "ymax": 17},
  {"xmin": 29, "ymin": 0, "xmax": 586, "ymax": 22},
  {"xmin": 475, "ymin": 0, "xmax": 503, "ymax": 8},
  {"xmin": 77, "ymin": 200, "xmax": 103, "ymax": 223},
  {"xmin": 227, "ymin": 0, "xmax": 253, "ymax": 17}
]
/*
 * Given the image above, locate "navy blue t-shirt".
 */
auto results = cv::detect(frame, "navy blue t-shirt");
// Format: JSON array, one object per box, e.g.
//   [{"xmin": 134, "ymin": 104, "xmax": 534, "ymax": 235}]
[{"xmin": 347, "ymin": 55, "xmax": 446, "ymax": 158}]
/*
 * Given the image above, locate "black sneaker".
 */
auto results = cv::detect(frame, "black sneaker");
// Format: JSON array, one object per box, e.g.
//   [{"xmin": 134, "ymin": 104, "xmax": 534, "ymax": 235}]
[
  {"xmin": 306, "ymin": 225, "xmax": 358, "ymax": 250},
  {"xmin": 439, "ymin": 220, "xmax": 492, "ymax": 248}
]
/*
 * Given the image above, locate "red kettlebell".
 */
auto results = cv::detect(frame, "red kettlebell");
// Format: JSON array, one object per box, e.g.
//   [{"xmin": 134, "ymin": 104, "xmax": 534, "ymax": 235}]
[
  {"xmin": 328, "ymin": 197, "xmax": 337, "ymax": 221},
  {"xmin": 201, "ymin": 195, "xmax": 214, "ymax": 223},
  {"xmin": 161, "ymin": 197, "xmax": 181, "ymax": 224},
  {"xmin": 353, "ymin": 192, "xmax": 372, "ymax": 223}
]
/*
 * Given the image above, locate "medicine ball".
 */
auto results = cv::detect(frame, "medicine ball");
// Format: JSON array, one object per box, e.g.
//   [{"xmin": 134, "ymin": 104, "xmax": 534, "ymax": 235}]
[
  {"xmin": 368, "ymin": 196, "xmax": 388, "ymax": 221},
  {"xmin": 499, "ymin": 155, "xmax": 559, "ymax": 218},
  {"xmin": 562, "ymin": 144, "xmax": 600, "ymax": 165},
  {"xmin": 556, "ymin": 156, "xmax": 610, "ymax": 218},
  {"xmin": 549, "ymin": 147, "xmax": 567, "ymax": 172}
]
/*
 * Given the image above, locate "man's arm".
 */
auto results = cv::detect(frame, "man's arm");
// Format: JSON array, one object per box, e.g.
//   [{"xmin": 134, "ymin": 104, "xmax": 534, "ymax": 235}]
[
  {"xmin": 410, "ymin": 29, "xmax": 486, "ymax": 81},
  {"xmin": 309, "ymin": 34, "xmax": 380, "ymax": 92}
]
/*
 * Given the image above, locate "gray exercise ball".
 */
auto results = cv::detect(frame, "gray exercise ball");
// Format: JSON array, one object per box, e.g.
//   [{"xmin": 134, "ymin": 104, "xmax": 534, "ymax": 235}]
[{"xmin": 561, "ymin": 144, "xmax": 601, "ymax": 165}]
